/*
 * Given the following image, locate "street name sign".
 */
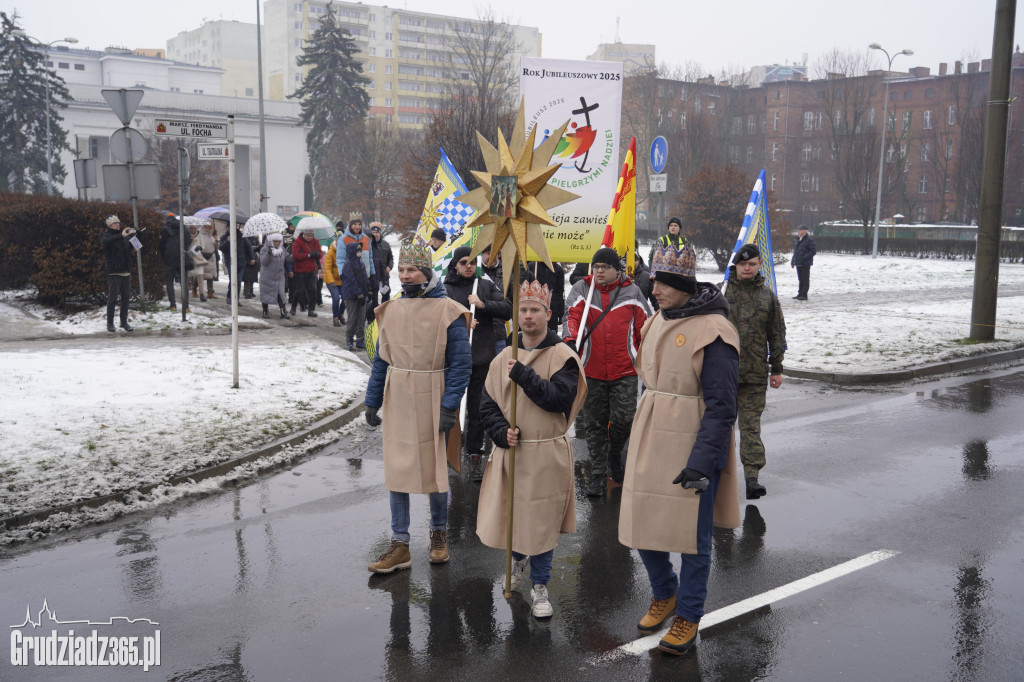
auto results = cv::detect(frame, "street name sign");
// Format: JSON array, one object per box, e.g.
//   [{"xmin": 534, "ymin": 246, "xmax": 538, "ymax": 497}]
[
  {"xmin": 154, "ymin": 119, "xmax": 228, "ymax": 139},
  {"xmin": 197, "ymin": 142, "xmax": 233, "ymax": 160}
]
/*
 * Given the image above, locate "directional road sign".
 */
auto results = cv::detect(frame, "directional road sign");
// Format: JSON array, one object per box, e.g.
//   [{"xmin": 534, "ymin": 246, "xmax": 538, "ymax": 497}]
[
  {"xmin": 154, "ymin": 119, "xmax": 228, "ymax": 139},
  {"xmin": 650, "ymin": 136, "xmax": 668, "ymax": 174}
]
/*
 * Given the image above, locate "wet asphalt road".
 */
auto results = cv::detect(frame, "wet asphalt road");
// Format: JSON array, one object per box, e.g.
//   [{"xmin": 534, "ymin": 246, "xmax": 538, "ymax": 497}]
[{"xmin": 2, "ymin": 367, "xmax": 1024, "ymax": 681}]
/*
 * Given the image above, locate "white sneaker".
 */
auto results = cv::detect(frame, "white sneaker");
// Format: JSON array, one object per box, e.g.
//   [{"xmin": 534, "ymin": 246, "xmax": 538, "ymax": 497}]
[
  {"xmin": 531, "ymin": 584, "xmax": 553, "ymax": 619},
  {"xmin": 510, "ymin": 555, "xmax": 530, "ymax": 591}
]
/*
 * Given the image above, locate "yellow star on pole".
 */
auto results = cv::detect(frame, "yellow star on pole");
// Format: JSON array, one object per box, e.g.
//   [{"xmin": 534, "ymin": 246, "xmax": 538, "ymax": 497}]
[{"xmin": 456, "ymin": 97, "xmax": 580, "ymax": 294}]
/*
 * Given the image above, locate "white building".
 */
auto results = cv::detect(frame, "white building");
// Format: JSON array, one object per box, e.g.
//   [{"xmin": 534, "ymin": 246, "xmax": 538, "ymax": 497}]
[
  {"xmin": 43, "ymin": 46, "xmax": 307, "ymax": 217},
  {"xmin": 166, "ymin": 20, "xmax": 261, "ymax": 99},
  {"xmin": 587, "ymin": 43, "xmax": 656, "ymax": 75},
  {"xmin": 263, "ymin": 0, "xmax": 541, "ymax": 128}
]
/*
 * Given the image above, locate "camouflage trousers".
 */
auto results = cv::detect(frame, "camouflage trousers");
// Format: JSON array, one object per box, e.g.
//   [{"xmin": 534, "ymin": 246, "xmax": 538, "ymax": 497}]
[
  {"xmin": 737, "ymin": 382, "xmax": 768, "ymax": 480},
  {"xmin": 583, "ymin": 375, "xmax": 638, "ymax": 478}
]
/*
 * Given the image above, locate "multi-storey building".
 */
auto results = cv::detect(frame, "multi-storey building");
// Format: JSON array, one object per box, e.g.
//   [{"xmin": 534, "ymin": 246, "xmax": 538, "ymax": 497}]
[
  {"xmin": 641, "ymin": 52, "xmax": 1024, "ymax": 231},
  {"xmin": 167, "ymin": 20, "xmax": 261, "ymax": 99},
  {"xmin": 263, "ymin": 0, "xmax": 541, "ymax": 129},
  {"xmin": 587, "ymin": 42, "xmax": 656, "ymax": 75}
]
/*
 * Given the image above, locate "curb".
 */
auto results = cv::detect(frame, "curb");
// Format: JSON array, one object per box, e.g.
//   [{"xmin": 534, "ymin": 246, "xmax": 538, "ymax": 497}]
[
  {"xmin": 785, "ymin": 347, "xmax": 1024, "ymax": 385},
  {"xmin": 0, "ymin": 400, "xmax": 366, "ymax": 532}
]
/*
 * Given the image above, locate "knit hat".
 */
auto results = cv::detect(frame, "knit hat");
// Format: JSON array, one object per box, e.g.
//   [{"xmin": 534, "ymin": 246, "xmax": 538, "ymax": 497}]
[
  {"xmin": 591, "ymin": 247, "xmax": 621, "ymax": 270},
  {"xmin": 430, "ymin": 227, "xmax": 447, "ymax": 242},
  {"xmin": 105, "ymin": 215, "xmax": 121, "ymax": 227},
  {"xmin": 520, "ymin": 279, "xmax": 552, "ymax": 309},
  {"xmin": 399, "ymin": 242, "xmax": 432, "ymax": 269},
  {"xmin": 448, "ymin": 246, "xmax": 473, "ymax": 272},
  {"xmin": 650, "ymin": 243, "xmax": 697, "ymax": 293},
  {"xmin": 734, "ymin": 243, "xmax": 761, "ymax": 263},
  {"xmin": 667, "ymin": 216, "xmax": 682, "ymax": 229}
]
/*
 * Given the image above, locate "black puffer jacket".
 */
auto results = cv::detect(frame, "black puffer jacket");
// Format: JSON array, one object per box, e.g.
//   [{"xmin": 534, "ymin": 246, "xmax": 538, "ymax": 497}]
[
  {"xmin": 100, "ymin": 227, "xmax": 134, "ymax": 275},
  {"xmin": 159, "ymin": 216, "xmax": 192, "ymax": 271},
  {"xmin": 443, "ymin": 268, "xmax": 512, "ymax": 365}
]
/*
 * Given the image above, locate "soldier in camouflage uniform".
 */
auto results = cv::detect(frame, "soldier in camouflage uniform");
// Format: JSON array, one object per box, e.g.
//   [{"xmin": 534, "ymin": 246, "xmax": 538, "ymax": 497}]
[{"xmin": 723, "ymin": 244, "xmax": 787, "ymax": 500}]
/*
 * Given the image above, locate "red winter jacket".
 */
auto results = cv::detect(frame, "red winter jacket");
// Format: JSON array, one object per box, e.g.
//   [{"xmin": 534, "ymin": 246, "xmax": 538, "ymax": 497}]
[
  {"xmin": 291, "ymin": 235, "xmax": 322, "ymax": 274},
  {"xmin": 565, "ymin": 274, "xmax": 651, "ymax": 381}
]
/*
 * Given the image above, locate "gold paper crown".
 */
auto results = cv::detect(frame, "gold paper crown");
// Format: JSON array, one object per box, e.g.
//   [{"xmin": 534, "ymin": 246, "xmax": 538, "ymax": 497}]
[
  {"xmin": 650, "ymin": 243, "xmax": 697, "ymax": 278},
  {"xmin": 519, "ymin": 279, "xmax": 552, "ymax": 309},
  {"xmin": 105, "ymin": 215, "xmax": 121, "ymax": 227},
  {"xmin": 398, "ymin": 242, "xmax": 432, "ymax": 269}
]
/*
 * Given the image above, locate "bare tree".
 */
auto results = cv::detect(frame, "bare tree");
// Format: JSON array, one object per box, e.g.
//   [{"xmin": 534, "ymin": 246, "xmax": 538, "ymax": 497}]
[
  {"xmin": 145, "ymin": 135, "xmax": 228, "ymax": 214},
  {"xmin": 346, "ymin": 117, "xmax": 402, "ymax": 225}
]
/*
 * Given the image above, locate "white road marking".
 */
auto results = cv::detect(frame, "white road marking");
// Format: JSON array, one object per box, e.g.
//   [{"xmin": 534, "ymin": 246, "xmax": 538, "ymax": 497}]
[{"xmin": 599, "ymin": 549, "xmax": 900, "ymax": 661}]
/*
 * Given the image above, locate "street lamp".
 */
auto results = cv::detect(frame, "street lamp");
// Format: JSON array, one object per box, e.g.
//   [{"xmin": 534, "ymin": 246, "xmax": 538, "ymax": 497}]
[
  {"xmin": 13, "ymin": 31, "xmax": 79, "ymax": 195},
  {"xmin": 869, "ymin": 42, "xmax": 913, "ymax": 258}
]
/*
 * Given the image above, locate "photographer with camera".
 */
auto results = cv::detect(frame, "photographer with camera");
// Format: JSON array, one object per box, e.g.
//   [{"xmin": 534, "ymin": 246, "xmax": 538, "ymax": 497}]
[{"xmin": 100, "ymin": 215, "xmax": 135, "ymax": 333}]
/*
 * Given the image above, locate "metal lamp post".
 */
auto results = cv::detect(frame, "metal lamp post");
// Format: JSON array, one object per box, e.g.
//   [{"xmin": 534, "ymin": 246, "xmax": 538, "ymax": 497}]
[
  {"xmin": 869, "ymin": 43, "xmax": 913, "ymax": 258},
  {"xmin": 14, "ymin": 31, "xmax": 79, "ymax": 195}
]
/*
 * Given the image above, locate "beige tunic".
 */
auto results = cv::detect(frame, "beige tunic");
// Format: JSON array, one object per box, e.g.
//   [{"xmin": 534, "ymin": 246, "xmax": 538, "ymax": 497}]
[
  {"xmin": 476, "ymin": 342, "xmax": 587, "ymax": 556},
  {"xmin": 618, "ymin": 311, "xmax": 741, "ymax": 554},
  {"xmin": 376, "ymin": 296, "xmax": 470, "ymax": 494}
]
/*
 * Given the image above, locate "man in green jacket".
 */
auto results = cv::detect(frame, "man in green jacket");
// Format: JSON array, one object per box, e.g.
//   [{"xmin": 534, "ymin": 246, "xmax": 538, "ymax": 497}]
[{"xmin": 724, "ymin": 244, "xmax": 786, "ymax": 500}]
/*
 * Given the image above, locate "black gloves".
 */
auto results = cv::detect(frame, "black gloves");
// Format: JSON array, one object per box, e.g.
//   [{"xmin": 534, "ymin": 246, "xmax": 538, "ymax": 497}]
[
  {"xmin": 672, "ymin": 467, "xmax": 709, "ymax": 494},
  {"xmin": 364, "ymin": 406, "xmax": 382, "ymax": 427},
  {"xmin": 438, "ymin": 406, "xmax": 457, "ymax": 433}
]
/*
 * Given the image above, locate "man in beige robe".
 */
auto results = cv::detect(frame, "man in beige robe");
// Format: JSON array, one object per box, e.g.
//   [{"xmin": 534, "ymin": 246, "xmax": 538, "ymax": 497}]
[
  {"xmin": 363, "ymin": 242, "xmax": 472, "ymax": 574},
  {"xmin": 476, "ymin": 281, "xmax": 586, "ymax": 619},
  {"xmin": 618, "ymin": 242, "xmax": 740, "ymax": 656}
]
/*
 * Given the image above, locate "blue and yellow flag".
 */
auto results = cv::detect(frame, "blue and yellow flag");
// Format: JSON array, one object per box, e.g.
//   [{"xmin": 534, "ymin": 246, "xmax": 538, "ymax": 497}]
[
  {"xmin": 413, "ymin": 148, "xmax": 477, "ymax": 274},
  {"xmin": 725, "ymin": 169, "xmax": 778, "ymax": 295}
]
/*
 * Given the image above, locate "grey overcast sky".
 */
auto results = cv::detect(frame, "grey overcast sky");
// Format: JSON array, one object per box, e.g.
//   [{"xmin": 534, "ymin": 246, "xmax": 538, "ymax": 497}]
[{"xmin": 4, "ymin": 0, "xmax": 1021, "ymax": 77}]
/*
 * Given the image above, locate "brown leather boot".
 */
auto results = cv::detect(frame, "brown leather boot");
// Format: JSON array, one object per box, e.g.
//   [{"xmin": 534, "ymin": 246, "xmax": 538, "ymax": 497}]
[
  {"xmin": 368, "ymin": 540, "xmax": 411, "ymax": 574},
  {"xmin": 638, "ymin": 595, "xmax": 676, "ymax": 633},
  {"xmin": 428, "ymin": 530, "xmax": 449, "ymax": 564},
  {"xmin": 658, "ymin": 616, "xmax": 698, "ymax": 655}
]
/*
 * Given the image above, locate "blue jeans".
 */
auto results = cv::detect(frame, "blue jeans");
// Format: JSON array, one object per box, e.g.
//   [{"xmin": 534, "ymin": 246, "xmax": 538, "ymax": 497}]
[
  {"xmin": 637, "ymin": 470, "xmax": 720, "ymax": 623},
  {"xmin": 326, "ymin": 282, "xmax": 342, "ymax": 319},
  {"xmin": 389, "ymin": 491, "xmax": 448, "ymax": 543},
  {"xmin": 512, "ymin": 549, "xmax": 554, "ymax": 586}
]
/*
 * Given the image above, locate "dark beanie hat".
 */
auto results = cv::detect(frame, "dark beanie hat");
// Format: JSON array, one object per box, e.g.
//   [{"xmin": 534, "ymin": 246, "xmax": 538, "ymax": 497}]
[
  {"xmin": 448, "ymin": 246, "xmax": 472, "ymax": 272},
  {"xmin": 653, "ymin": 270, "xmax": 697, "ymax": 293},
  {"xmin": 734, "ymin": 244, "xmax": 760, "ymax": 263},
  {"xmin": 430, "ymin": 228, "xmax": 447, "ymax": 241},
  {"xmin": 667, "ymin": 216, "xmax": 682, "ymax": 228},
  {"xmin": 591, "ymin": 246, "xmax": 621, "ymax": 270}
]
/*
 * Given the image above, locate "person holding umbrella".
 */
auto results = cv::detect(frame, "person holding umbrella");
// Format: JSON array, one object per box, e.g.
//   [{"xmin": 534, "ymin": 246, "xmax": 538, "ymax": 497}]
[{"xmin": 476, "ymin": 280, "xmax": 585, "ymax": 619}]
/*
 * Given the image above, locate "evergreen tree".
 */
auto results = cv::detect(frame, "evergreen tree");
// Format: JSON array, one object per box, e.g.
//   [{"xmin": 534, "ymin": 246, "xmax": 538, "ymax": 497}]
[
  {"xmin": 289, "ymin": 3, "xmax": 370, "ymax": 213},
  {"xmin": 0, "ymin": 11, "xmax": 73, "ymax": 193}
]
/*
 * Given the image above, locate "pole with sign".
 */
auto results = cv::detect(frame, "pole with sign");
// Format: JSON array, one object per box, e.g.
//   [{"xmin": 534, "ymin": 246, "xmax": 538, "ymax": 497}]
[
  {"xmin": 649, "ymin": 136, "xmax": 669, "ymax": 234},
  {"xmin": 227, "ymin": 116, "xmax": 239, "ymax": 388},
  {"xmin": 177, "ymin": 147, "xmax": 191, "ymax": 322}
]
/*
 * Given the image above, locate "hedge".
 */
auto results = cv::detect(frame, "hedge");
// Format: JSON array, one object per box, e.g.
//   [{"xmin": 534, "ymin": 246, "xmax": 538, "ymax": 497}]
[
  {"xmin": 813, "ymin": 235, "xmax": 1024, "ymax": 263},
  {"xmin": 0, "ymin": 192, "xmax": 168, "ymax": 307}
]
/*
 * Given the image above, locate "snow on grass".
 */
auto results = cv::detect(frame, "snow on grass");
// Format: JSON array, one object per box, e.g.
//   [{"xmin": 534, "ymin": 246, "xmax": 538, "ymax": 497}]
[{"xmin": 0, "ymin": 341, "xmax": 367, "ymax": 525}]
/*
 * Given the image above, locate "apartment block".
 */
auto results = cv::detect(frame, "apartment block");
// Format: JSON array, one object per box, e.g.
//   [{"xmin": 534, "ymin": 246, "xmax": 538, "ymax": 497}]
[{"xmin": 167, "ymin": 20, "xmax": 261, "ymax": 99}]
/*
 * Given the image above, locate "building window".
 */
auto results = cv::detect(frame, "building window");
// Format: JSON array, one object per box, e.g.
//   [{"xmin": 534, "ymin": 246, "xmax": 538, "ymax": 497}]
[
  {"xmin": 801, "ymin": 143, "xmax": 812, "ymax": 161},
  {"xmin": 370, "ymin": 13, "xmax": 375, "ymax": 21},
  {"xmin": 368, "ymin": 63, "xmax": 375, "ymax": 72},
  {"xmin": 747, "ymin": 115, "xmax": 756, "ymax": 134},
  {"xmin": 948, "ymin": 105, "xmax": 956, "ymax": 125},
  {"xmin": 369, "ymin": 47, "xmax": 376, "ymax": 56},
  {"xmin": 902, "ymin": 111, "xmax": 912, "ymax": 131},
  {"xmin": 369, "ymin": 81, "xmax": 375, "ymax": 89},
  {"xmin": 732, "ymin": 116, "xmax": 742, "ymax": 135},
  {"xmin": 295, "ymin": 39, "xmax": 302, "ymax": 47},
  {"xmin": 679, "ymin": 111, "xmax": 686, "ymax": 130},
  {"xmin": 890, "ymin": 92, "xmax": 898, "ymax": 102},
  {"xmin": 293, "ymin": 3, "xmax": 302, "ymax": 11},
  {"xmin": 74, "ymin": 63, "xmax": 84, "ymax": 71},
  {"xmin": 385, "ymin": 32, "xmax": 393, "ymax": 41},
  {"xmin": 245, "ymin": 87, "xmax": 254, "ymax": 96},
  {"xmin": 814, "ymin": 112, "xmax": 824, "ymax": 129},
  {"xmin": 369, "ymin": 30, "xmax": 376, "ymax": 39},
  {"xmin": 923, "ymin": 110, "xmax": 933, "ymax": 129},
  {"xmin": 921, "ymin": 142, "xmax": 931, "ymax": 162},
  {"xmin": 385, "ymin": 98, "xmax": 392, "ymax": 107},
  {"xmin": 385, "ymin": 82, "xmax": 392, "ymax": 91},
  {"xmin": 385, "ymin": 49, "xmax": 393, "ymax": 58},
  {"xmin": 803, "ymin": 111, "xmax": 814, "ymax": 130},
  {"xmin": 193, "ymin": 89, "xmax": 204, "ymax": 94},
  {"xmin": 694, "ymin": 96, "xmax": 701, "ymax": 112},
  {"xmin": 773, "ymin": 111, "xmax": 780, "ymax": 131},
  {"xmin": 812, "ymin": 174, "xmax": 820, "ymax": 192},
  {"xmin": 771, "ymin": 172, "xmax": 777, "ymax": 191},
  {"xmin": 772, "ymin": 142, "xmax": 779, "ymax": 161},
  {"xmin": 925, "ymin": 88, "xmax": 935, "ymax": 99},
  {"xmin": 886, "ymin": 144, "xmax": 895, "ymax": 162},
  {"xmin": 800, "ymin": 172, "xmax": 810, "ymax": 192},
  {"xmin": 58, "ymin": 62, "xmax": 69, "ymax": 69},
  {"xmin": 814, "ymin": 144, "xmax": 822, "ymax": 160},
  {"xmin": 385, "ymin": 65, "xmax": 392, "ymax": 74},
  {"xmin": 946, "ymin": 177, "xmax": 953, "ymax": 194},
  {"xmin": 919, "ymin": 175, "xmax": 928, "ymax": 193},
  {"xmin": 294, "ymin": 21, "xmax": 302, "ymax": 29},
  {"xmin": 900, "ymin": 142, "xmax": 907, "ymax": 158},
  {"xmin": 946, "ymin": 139, "xmax": 954, "ymax": 159},
  {"xmin": 915, "ymin": 206, "xmax": 927, "ymax": 222},
  {"xmin": 746, "ymin": 146, "xmax": 754, "ymax": 163},
  {"xmin": 868, "ymin": 107, "xmax": 876, "ymax": 126},
  {"xmin": 680, "ymin": 87, "xmax": 688, "ymax": 101},
  {"xmin": 903, "ymin": 90, "xmax": 912, "ymax": 101},
  {"xmin": 776, "ymin": 89, "xmax": 782, "ymax": 100}
]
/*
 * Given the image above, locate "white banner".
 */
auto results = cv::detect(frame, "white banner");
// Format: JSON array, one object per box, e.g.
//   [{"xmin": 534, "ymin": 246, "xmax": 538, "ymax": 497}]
[{"xmin": 520, "ymin": 57, "xmax": 623, "ymax": 263}]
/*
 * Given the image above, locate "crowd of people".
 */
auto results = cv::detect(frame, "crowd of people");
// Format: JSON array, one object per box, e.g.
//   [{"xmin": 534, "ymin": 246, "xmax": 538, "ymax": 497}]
[{"xmin": 360, "ymin": 217, "xmax": 796, "ymax": 658}]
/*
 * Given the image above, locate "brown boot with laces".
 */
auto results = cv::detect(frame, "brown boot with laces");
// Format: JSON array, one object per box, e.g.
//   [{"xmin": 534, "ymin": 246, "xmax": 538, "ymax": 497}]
[
  {"xmin": 428, "ymin": 530, "xmax": 449, "ymax": 564},
  {"xmin": 637, "ymin": 595, "xmax": 676, "ymax": 633},
  {"xmin": 368, "ymin": 540, "xmax": 411, "ymax": 574},
  {"xmin": 658, "ymin": 615, "xmax": 698, "ymax": 655}
]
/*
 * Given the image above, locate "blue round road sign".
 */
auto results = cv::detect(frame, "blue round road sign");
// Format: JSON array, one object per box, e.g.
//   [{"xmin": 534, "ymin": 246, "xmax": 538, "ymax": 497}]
[{"xmin": 650, "ymin": 136, "xmax": 668, "ymax": 174}]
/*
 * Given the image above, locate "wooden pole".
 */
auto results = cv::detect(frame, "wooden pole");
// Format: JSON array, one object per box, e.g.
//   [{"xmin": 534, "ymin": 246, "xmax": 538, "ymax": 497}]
[{"xmin": 503, "ymin": 254, "xmax": 521, "ymax": 599}]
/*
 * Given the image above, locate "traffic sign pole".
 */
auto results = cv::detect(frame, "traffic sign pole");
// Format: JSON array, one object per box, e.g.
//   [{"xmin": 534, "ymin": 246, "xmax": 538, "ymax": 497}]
[
  {"xmin": 228, "ymin": 116, "xmax": 239, "ymax": 388},
  {"xmin": 177, "ymin": 147, "xmax": 190, "ymax": 322},
  {"xmin": 125, "ymin": 125, "xmax": 146, "ymax": 312}
]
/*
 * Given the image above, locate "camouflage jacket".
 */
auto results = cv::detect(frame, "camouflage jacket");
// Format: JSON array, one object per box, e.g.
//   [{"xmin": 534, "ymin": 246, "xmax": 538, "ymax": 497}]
[{"xmin": 724, "ymin": 271, "xmax": 786, "ymax": 382}]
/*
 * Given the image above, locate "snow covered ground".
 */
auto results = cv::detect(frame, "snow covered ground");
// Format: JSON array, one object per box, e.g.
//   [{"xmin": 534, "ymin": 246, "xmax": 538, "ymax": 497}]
[{"xmin": 2, "ymin": 250, "xmax": 1023, "ymax": 545}]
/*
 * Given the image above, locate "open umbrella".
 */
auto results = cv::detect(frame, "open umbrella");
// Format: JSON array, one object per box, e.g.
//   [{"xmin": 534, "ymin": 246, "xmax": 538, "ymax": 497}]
[
  {"xmin": 242, "ymin": 212, "xmax": 289, "ymax": 237},
  {"xmin": 192, "ymin": 205, "xmax": 228, "ymax": 220},
  {"xmin": 289, "ymin": 211, "xmax": 337, "ymax": 246},
  {"xmin": 208, "ymin": 208, "xmax": 250, "ymax": 224},
  {"xmin": 296, "ymin": 216, "xmax": 335, "ymax": 241},
  {"xmin": 183, "ymin": 216, "xmax": 212, "ymax": 227}
]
